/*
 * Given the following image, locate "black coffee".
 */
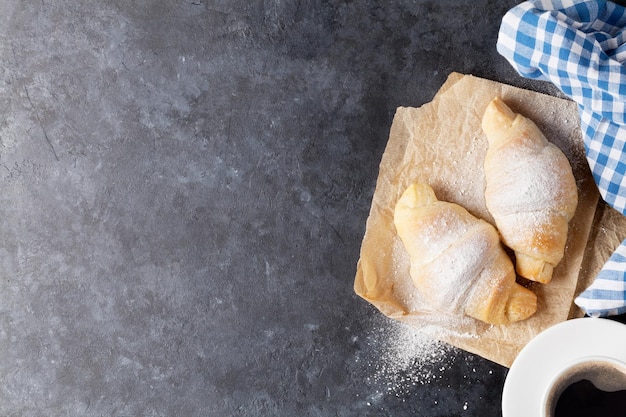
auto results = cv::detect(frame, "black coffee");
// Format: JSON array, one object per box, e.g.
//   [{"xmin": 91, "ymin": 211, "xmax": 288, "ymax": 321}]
[{"xmin": 554, "ymin": 379, "xmax": 626, "ymax": 417}]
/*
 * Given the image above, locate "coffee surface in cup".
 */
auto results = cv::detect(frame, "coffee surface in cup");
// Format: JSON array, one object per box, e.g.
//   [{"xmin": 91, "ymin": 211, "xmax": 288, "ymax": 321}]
[
  {"xmin": 544, "ymin": 358, "xmax": 626, "ymax": 417},
  {"xmin": 554, "ymin": 379, "xmax": 626, "ymax": 417}
]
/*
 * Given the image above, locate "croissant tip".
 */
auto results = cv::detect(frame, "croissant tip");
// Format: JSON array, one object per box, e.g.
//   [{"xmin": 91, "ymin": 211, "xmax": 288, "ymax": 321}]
[
  {"xmin": 397, "ymin": 183, "xmax": 438, "ymax": 209},
  {"xmin": 487, "ymin": 96, "xmax": 514, "ymax": 115},
  {"xmin": 482, "ymin": 96, "xmax": 516, "ymax": 141},
  {"xmin": 505, "ymin": 284, "xmax": 538, "ymax": 323},
  {"xmin": 516, "ymin": 255, "xmax": 555, "ymax": 284}
]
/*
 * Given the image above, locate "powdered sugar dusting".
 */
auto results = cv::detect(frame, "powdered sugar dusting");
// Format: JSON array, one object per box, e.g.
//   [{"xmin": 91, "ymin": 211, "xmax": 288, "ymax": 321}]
[
  {"xmin": 486, "ymin": 143, "xmax": 564, "ymax": 214},
  {"xmin": 363, "ymin": 315, "xmax": 455, "ymax": 397},
  {"xmin": 390, "ymin": 235, "xmax": 491, "ymax": 336},
  {"xmin": 393, "ymin": 190, "xmax": 507, "ymax": 321},
  {"xmin": 483, "ymin": 107, "xmax": 579, "ymax": 270}
]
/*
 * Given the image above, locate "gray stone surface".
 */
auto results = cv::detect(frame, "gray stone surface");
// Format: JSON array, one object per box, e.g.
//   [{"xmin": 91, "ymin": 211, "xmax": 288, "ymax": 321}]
[{"xmin": 0, "ymin": 1, "xmax": 563, "ymax": 416}]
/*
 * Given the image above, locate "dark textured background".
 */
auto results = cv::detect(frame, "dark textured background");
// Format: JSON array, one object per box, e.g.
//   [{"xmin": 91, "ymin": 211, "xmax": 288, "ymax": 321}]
[{"xmin": 0, "ymin": 1, "xmax": 571, "ymax": 416}]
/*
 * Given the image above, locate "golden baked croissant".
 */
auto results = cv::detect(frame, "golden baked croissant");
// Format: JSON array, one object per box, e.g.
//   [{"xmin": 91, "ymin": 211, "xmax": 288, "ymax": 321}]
[
  {"xmin": 482, "ymin": 97, "xmax": 578, "ymax": 284},
  {"xmin": 393, "ymin": 183, "xmax": 537, "ymax": 325}
]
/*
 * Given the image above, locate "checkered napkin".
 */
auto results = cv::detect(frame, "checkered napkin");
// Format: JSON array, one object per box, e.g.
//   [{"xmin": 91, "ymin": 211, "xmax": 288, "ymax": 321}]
[{"xmin": 497, "ymin": 0, "xmax": 626, "ymax": 317}]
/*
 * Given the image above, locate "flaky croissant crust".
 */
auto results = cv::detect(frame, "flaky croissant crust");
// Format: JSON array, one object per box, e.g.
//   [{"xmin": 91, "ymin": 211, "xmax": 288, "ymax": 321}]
[
  {"xmin": 482, "ymin": 97, "xmax": 578, "ymax": 284},
  {"xmin": 394, "ymin": 183, "xmax": 537, "ymax": 325}
]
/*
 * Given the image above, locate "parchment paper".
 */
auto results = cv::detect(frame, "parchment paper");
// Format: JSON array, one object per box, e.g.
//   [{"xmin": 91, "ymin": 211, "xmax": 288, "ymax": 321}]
[{"xmin": 354, "ymin": 73, "xmax": 601, "ymax": 367}]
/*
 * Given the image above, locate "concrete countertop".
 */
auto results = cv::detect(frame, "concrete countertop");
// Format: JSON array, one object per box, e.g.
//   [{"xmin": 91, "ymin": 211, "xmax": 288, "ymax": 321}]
[{"xmin": 0, "ymin": 1, "xmax": 568, "ymax": 416}]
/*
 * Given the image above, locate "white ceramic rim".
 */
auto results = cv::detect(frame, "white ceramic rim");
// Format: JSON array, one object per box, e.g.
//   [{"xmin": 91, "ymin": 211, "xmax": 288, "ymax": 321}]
[{"xmin": 502, "ymin": 318, "xmax": 626, "ymax": 417}]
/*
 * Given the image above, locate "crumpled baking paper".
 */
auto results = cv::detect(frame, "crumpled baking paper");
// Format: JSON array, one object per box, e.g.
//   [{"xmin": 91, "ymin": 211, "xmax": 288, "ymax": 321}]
[{"xmin": 354, "ymin": 73, "xmax": 600, "ymax": 367}]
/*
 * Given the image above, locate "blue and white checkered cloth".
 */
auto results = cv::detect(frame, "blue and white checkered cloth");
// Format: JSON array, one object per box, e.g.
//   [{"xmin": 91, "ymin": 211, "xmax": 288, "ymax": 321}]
[{"xmin": 497, "ymin": 0, "xmax": 626, "ymax": 317}]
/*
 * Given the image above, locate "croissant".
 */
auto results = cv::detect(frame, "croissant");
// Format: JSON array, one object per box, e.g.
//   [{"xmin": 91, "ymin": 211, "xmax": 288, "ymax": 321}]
[
  {"xmin": 393, "ymin": 183, "xmax": 537, "ymax": 325},
  {"xmin": 482, "ymin": 97, "xmax": 578, "ymax": 284}
]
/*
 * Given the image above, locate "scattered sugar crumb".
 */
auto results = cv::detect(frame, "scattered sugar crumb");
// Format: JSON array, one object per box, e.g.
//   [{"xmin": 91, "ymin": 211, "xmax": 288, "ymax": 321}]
[{"xmin": 363, "ymin": 316, "xmax": 454, "ymax": 397}]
